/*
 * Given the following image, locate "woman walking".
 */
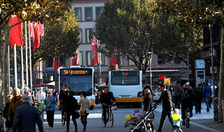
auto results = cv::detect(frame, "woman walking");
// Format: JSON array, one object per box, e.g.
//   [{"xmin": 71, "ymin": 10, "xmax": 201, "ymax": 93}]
[
  {"xmin": 45, "ymin": 91, "xmax": 57, "ymax": 129},
  {"xmin": 79, "ymin": 91, "xmax": 90, "ymax": 131},
  {"xmin": 143, "ymin": 86, "xmax": 155, "ymax": 132},
  {"xmin": 64, "ymin": 91, "xmax": 79, "ymax": 132}
]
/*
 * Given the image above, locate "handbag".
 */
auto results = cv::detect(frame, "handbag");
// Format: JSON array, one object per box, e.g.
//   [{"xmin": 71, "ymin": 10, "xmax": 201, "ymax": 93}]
[
  {"xmin": 80, "ymin": 110, "xmax": 86, "ymax": 116},
  {"xmin": 74, "ymin": 111, "xmax": 80, "ymax": 119}
]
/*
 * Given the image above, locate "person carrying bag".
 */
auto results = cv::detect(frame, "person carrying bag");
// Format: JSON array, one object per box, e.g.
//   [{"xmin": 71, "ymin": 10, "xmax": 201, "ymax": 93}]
[{"xmin": 79, "ymin": 91, "xmax": 90, "ymax": 132}]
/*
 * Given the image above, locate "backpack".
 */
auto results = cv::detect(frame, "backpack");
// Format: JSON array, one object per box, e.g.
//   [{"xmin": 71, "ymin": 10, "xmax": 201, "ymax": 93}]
[{"xmin": 181, "ymin": 88, "xmax": 190, "ymax": 100}]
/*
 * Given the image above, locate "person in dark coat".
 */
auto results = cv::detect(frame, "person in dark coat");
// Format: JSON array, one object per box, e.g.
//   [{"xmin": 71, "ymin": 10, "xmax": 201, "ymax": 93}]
[
  {"xmin": 193, "ymin": 85, "xmax": 203, "ymax": 114},
  {"xmin": 143, "ymin": 86, "xmax": 155, "ymax": 132},
  {"xmin": 12, "ymin": 95, "xmax": 44, "ymax": 132},
  {"xmin": 45, "ymin": 91, "xmax": 57, "ymax": 129},
  {"xmin": 3, "ymin": 94, "xmax": 13, "ymax": 131},
  {"xmin": 64, "ymin": 91, "xmax": 79, "ymax": 132},
  {"xmin": 156, "ymin": 84, "xmax": 173, "ymax": 132},
  {"xmin": 173, "ymin": 81, "xmax": 181, "ymax": 108}
]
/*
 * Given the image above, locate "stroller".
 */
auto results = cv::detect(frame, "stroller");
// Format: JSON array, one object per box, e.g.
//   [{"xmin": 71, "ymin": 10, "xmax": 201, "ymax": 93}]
[{"xmin": 125, "ymin": 106, "xmax": 156, "ymax": 132}]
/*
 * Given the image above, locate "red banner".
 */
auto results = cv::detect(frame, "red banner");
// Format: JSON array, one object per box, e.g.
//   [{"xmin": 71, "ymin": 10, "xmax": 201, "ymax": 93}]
[
  {"xmin": 91, "ymin": 36, "xmax": 98, "ymax": 66},
  {"xmin": 53, "ymin": 57, "xmax": 60, "ymax": 69},
  {"xmin": 30, "ymin": 22, "xmax": 40, "ymax": 51},
  {"xmin": 71, "ymin": 48, "xmax": 79, "ymax": 66},
  {"xmin": 158, "ymin": 75, "xmax": 166, "ymax": 80},
  {"xmin": 9, "ymin": 15, "xmax": 23, "ymax": 47}
]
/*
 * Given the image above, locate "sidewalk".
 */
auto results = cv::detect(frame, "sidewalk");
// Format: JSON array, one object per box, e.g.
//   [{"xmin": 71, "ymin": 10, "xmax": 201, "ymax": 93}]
[{"xmin": 155, "ymin": 103, "xmax": 224, "ymax": 132}]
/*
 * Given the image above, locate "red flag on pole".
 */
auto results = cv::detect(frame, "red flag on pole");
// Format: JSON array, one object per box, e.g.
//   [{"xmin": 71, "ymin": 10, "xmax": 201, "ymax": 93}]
[
  {"xmin": 38, "ymin": 22, "xmax": 44, "ymax": 37},
  {"xmin": 9, "ymin": 15, "xmax": 23, "ymax": 47},
  {"xmin": 109, "ymin": 48, "xmax": 119, "ymax": 66},
  {"xmin": 30, "ymin": 22, "xmax": 40, "ymax": 51},
  {"xmin": 91, "ymin": 36, "xmax": 99, "ymax": 66},
  {"xmin": 53, "ymin": 57, "xmax": 60, "ymax": 69},
  {"xmin": 71, "ymin": 48, "xmax": 79, "ymax": 66}
]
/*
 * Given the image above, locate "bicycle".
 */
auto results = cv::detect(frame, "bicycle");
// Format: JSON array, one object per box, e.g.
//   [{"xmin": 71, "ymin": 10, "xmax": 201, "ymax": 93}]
[
  {"xmin": 0, "ymin": 109, "xmax": 6, "ymax": 132},
  {"xmin": 101, "ymin": 104, "xmax": 115, "ymax": 127}
]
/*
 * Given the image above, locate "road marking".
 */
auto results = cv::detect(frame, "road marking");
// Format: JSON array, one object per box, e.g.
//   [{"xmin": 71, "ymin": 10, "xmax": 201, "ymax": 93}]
[{"xmin": 191, "ymin": 121, "xmax": 222, "ymax": 132}]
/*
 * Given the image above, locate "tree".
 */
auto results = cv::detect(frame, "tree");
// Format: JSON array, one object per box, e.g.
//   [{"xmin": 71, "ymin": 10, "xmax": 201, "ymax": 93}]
[
  {"xmin": 152, "ymin": 14, "xmax": 203, "ymax": 77},
  {"xmin": 34, "ymin": 10, "xmax": 80, "ymax": 62},
  {"xmin": 96, "ymin": 0, "xmax": 155, "ymax": 72},
  {"xmin": 155, "ymin": 0, "xmax": 224, "ymax": 122},
  {"xmin": 0, "ymin": 0, "xmax": 71, "ymax": 108}
]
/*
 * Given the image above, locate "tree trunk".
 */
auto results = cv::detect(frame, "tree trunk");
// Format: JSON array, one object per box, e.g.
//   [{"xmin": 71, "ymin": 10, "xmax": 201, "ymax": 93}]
[
  {"xmin": 218, "ymin": 24, "xmax": 224, "ymax": 122},
  {"xmin": 0, "ymin": 25, "xmax": 3, "ymax": 109}
]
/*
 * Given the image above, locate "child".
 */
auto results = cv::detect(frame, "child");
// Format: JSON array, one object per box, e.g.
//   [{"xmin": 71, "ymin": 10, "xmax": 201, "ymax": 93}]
[
  {"xmin": 172, "ymin": 109, "xmax": 183, "ymax": 132},
  {"xmin": 132, "ymin": 109, "xmax": 141, "ymax": 121},
  {"xmin": 124, "ymin": 109, "xmax": 142, "ymax": 127}
]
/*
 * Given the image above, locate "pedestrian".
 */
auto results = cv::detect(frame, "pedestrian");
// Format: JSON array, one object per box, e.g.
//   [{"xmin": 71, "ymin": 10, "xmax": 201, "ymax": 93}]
[
  {"xmin": 202, "ymin": 82, "xmax": 212, "ymax": 112},
  {"xmin": 36, "ymin": 87, "xmax": 46, "ymax": 119},
  {"xmin": 156, "ymin": 84, "xmax": 174, "ymax": 132},
  {"xmin": 173, "ymin": 81, "xmax": 181, "ymax": 108},
  {"xmin": 79, "ymin": 91, "xmax": 90, "ymax": 132},
  {"xmin": 209, "ymin": 82, "xmax": 217, "ymax": 108},
  {"xmin": 64, "ymin": 91, "xmax": 79, "ymax": 132},
  {"xmin": 8, "ymin": 88, "xmax": 23, "ymax": 130},
  {"xmin": 172, "ymin": 109, "xmax": 183, "ymax": 132},
  {"xmin": 143, "ymin": 86, "xmax": 155, "ymax": 132},
  {"xmin": 193, "ymin": 85, "xmax": 203, "ymax": 114},
  {"xmin": 23, "ymin": 87, "xmax": 30, "ymax": 95},
  {"xmin": 3, "ymin": 94, "xmax": 13, "ymax": 131},
  {"xmin": 45, "ymin": 91, "xmax": 57, "ymax": 129},
  {"xmin": 12, "ymin": 95, "xmax": 44, "ymax": 132}
]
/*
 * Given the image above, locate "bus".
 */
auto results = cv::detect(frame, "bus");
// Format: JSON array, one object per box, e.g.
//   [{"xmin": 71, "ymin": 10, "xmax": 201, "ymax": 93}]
[
  {"xmin": 108, "ymin": 69, "xmax": 142, "ymax": 107},
  {"xmin": 59, "ymin": 67, "xmax": 95, "ymax": 108}
]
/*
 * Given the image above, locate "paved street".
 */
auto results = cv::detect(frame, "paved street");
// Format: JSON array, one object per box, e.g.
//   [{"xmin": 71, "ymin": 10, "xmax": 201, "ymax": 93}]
[{"xmin": 41, "ymin": 104, "xmax": 221, "ymax": 132}]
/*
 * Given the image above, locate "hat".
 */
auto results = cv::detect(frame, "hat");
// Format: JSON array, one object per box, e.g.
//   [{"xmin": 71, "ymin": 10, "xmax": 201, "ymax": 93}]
[
  {"xmin": 104, "ymin": 88, "xmax": 109, "ymax": 92},
  {"xmin": 186, "ymin": 82, "xmax": 190, "ymax": 85},
  {"xmin": 21, "ymin": 95, "xmax": 32, "ymax": 103}
]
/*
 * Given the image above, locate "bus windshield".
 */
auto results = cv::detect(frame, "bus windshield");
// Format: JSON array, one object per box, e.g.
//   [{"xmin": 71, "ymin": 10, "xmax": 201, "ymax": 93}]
[
  {"xmin": 60, "ymin": 75, "xmax": 92, "ymax": 96},
  {"xmin": 111, "ymin": 71, "xmax": 139, "ymax": 85}
]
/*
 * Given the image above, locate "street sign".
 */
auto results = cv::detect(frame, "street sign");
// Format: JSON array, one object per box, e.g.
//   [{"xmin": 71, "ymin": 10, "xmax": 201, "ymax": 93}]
[{"xmin": 195, "ymin": 59, "xmax": 205, "ymax": 69}]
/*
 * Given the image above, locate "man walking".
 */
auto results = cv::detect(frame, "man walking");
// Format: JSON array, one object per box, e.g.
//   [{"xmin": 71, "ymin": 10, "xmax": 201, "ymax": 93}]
[
  {"xmin": 156, "ymin": 84, "xmax": 174, "ymax": 132},
  {"xmin": 12, "ymin": 95, "xmax": 44, "ymax": 132}
]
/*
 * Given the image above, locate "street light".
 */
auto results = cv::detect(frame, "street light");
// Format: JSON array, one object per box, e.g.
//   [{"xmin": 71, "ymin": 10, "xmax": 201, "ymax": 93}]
[{"xmin": 148, "ymin": 52, "xmax": 153, "ymax": 89}]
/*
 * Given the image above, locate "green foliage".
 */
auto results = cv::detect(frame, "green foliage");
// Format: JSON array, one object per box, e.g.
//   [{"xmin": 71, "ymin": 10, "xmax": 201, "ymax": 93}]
[
  {"xmin": 96, "ymin": 0, "xmax": 154, "ymax": 71},
  {"xmin": 34, "ymin": 10, "xmax": 80, "ymax": 60}
]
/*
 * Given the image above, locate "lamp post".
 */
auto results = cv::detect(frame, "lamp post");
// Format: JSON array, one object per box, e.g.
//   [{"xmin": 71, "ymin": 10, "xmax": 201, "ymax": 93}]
[{"xmin": 148, "ymin": 52, "xmax": 153, "ymax": 89}]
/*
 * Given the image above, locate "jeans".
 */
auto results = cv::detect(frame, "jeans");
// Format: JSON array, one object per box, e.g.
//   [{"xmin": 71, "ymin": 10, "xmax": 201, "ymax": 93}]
[{"xmin": 204, "ymin": 97, "xmax": 210, "ymax": 111}]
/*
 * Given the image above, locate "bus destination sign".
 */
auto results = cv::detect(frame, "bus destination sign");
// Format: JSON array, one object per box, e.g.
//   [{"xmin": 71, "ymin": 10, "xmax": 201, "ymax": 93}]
[{"xmin": 61, "ymin": 69, "xmax": 92, "ymax": 76}]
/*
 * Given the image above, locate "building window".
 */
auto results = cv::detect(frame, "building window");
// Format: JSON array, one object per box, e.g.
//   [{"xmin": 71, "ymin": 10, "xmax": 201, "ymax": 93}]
[
  {"xmin": 128, "ymin": 59, "xmax": 135, "ymax": 66},
  {"xmin": 74, "ymin": 8, "xmax": 82, "ymax": 21},
  {"xmin": 100, "ymin": 53, "xmax": 105, "ymax": 65},
  {"xmin": 86, "ymin": 51, "xmax": 92, "ymax": 66},
  {"xmin": 86, "ymin": 29, "xmax": 93, "ymax": 43},
  {"xmin": 96, "ymin": 7, "xmax": 103, "ymax": 19},
  {"xmin": 78, "ymin": 29, "xmax": 82, "ymax": 43},
  {"xmin": 85, "ymin": 7, "xmax": 93, "ymax": 21},
  {"xmin": 120, "ymin": 56, "xmax": 123, "ymax": 66},
  {"xmin": 79, "ymin": 51, "xmax": 83, "ymax": 65},
  {"xmin": 158, "ymin": 57, "xmax": 165, "ymax": 64}
]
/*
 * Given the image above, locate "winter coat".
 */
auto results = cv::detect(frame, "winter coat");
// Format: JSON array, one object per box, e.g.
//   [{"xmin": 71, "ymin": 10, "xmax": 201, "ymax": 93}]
[
  {"xmin": 45, "ymin": 96, "xmax": 57, "ymax": 112},
  {"xmin": 12, "ymin": 102, "xmax": 44, "ymax": 132},
  {"xmin": 202, "ymin": 86, "xmax": 212, "ymax": 98}
]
